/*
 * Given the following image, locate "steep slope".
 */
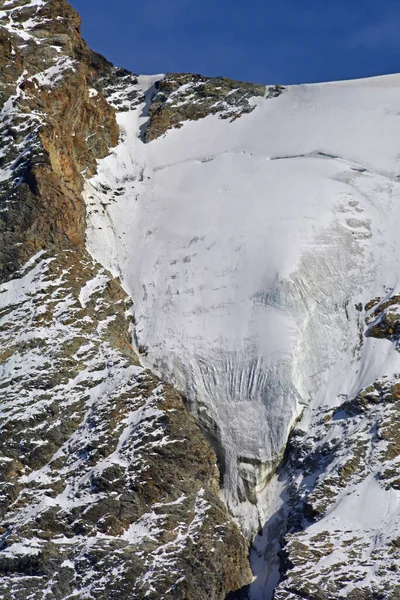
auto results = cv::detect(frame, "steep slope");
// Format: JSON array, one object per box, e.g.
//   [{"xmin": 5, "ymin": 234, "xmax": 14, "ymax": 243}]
[
  {"xmin": 0, "ymin": 251, "xmax": 250, "ymax": 599},
  {"xmin": 0, "ymin": 0, "xmax": 119, "ymax": 277},
  {"xmin": 85, "ymin": 69, "xmax": 400, "ymax": 597},
  {"xmin": 270, "ymin": 298, "xmax": 400, "ymax": 600},
  {"xmin": 0, "ymin": 1, "xmax": 252, "ymax": 598},
  {"xmin": 2, "ymin": 1, "xmax": 400, "ymax": 598}
]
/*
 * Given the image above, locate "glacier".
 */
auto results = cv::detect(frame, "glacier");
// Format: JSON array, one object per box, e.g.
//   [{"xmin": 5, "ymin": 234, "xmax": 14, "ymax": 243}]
[{"xmin": 84, "ymin": 73, "xmax": 400, "ymax": 533}]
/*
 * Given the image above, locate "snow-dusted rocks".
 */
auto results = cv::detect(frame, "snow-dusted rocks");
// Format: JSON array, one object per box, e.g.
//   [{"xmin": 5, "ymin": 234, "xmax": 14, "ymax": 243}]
[
  {"xmin": 0, "ymin": 0, "xmax": 119, "ymax": 278},
  {"xmin": 2, "ymin": 0, "xmax": 400, "ymax": 598},
  {"xmin": 0, "ymin": 1, "xmax": 252, "ymax": 598},
  {"xmin": 273, "ymin": 301, "xmax": 400, "ymax": 599},
  {"xmin": 143, "ymin": 72, "xmax": 270, "ymax": 141},
  {"xmin": 0, "ymin": 251, "xmax": 251, "ymax": 599}
]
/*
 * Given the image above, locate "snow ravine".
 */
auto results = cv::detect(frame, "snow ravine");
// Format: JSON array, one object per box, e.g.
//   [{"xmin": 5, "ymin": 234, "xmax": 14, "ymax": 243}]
[{"xmin": 85, "ymin": 73, "xmax": 400, "ymax": 533}]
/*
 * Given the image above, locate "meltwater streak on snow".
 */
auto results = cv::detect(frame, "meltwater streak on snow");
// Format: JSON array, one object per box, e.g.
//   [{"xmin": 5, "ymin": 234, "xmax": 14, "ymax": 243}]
[{"xmin": 85, "ymin": 74, "xmax": 400, "ymax": 533}]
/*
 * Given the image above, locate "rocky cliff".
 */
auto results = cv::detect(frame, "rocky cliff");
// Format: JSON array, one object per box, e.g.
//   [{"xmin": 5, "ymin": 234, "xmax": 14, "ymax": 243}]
[
  {"xmin": 0, "ymin": 1, "xmax": 252, "ymax": 598},
  {"xmin": 2, "ymin": 1, "xmax": 400, "ymax": 600}
]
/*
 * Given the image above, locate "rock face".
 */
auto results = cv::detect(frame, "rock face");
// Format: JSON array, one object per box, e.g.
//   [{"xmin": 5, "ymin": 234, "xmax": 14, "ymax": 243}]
[
  {"xmin": 0, "ymin": 0, "xmax": 119, "ymax": 278},
  {"xmin": 2, "ymin": 1, "xmax": 400, "ymax": 599},
  {"xmin": 0, "ymin": 1, "xmax": 252, "ymax": 598},
  {"xmin": 0, "ymin": 251, "xmax": 251, "ymax": 599},
  {"xmin": 143, "ymin": 73, "xmax": 275, "ymax": 142},
  {"xmin": 272, "ymin": 298, "xmax": 400, "ymax": 599}
]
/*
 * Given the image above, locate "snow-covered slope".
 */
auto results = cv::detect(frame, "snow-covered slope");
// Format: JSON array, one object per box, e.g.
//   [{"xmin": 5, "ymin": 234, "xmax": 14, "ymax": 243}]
[
  {"xmin": 2, "ymin": 1, "xmax": 400, "ymax": 596},
  {"xmin": 85, "ymin": 74, "xmax": 400, "ymax": 534}
]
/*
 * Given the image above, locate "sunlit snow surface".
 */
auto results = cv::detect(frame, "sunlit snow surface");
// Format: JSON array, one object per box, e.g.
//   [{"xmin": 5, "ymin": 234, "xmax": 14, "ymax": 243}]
[{"xmin": 85, "ymin": 74, "xmax": 400, "ymax": 529}]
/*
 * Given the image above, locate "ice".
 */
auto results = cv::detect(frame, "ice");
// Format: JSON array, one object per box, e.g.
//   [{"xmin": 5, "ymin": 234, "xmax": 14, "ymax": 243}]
[{"xmin": 84, "ymin": 74, "xmax": 400, "ymax": 532}]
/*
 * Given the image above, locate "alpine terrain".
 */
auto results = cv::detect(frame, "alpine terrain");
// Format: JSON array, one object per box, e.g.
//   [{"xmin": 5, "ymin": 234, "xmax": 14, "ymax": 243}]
[{"xmin": 1, "ymin": 1, "xmax": 400, "ymax": 599}]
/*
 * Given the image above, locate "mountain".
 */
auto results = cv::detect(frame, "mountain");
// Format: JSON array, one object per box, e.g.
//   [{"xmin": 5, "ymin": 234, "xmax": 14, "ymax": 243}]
[
  {"xmin": 0, "ymin": 2, "xmax": 251, "ymax": 598},
  {"xmin": 1, "ymin": 1, "xmax": 400, "ymax": 599}
]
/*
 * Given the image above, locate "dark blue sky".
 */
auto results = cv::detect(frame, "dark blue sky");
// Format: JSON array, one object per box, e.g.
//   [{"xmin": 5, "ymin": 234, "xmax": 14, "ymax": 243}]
[{"xmin": 69, "ymin": 0, "xmax": 400, "ymax": 85}]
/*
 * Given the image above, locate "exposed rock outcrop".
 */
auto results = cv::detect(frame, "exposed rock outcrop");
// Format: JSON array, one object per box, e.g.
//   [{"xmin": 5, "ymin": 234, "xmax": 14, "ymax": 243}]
[
  {"xmin": 0, "ymin": 250, "xmax": 251, "ymax": 599},
  {"xmin": 143, "ymin": 73, "xmax": 282, "ymax": 141},
  {"xmin": 273, "ymin": 298, "xmax": 400, "ymax": 599},
  {"xmin": 0, "ymin": 0, "xmax": 118, "ymax": 278}
]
